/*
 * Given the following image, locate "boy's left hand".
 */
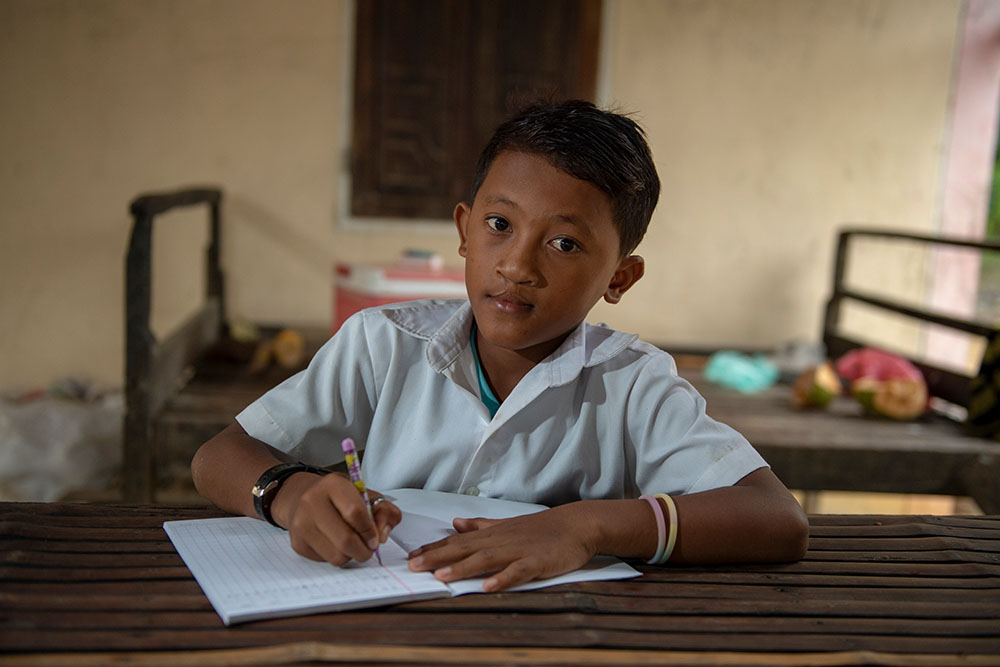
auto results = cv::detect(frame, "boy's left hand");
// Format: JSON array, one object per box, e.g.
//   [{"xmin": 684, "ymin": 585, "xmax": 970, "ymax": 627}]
[{"xmin": 406, "ymin": 505, "xmax": 596, "ymax": 592}]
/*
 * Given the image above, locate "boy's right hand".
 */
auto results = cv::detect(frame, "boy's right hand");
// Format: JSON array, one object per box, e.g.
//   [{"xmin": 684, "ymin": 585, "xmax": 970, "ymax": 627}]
[{"xmin": 270, "ymin": 472, "xmax": 400, "ymax": 566}]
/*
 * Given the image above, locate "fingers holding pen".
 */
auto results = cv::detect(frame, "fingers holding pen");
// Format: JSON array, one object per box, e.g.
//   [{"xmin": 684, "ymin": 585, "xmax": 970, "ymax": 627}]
[
  {"xmin": 338, "ymin": 437, "xmax": 398, "ymax": 562},
  {"xmin": 329, "ymin": 484, "xmax": 401, "ymax": 558},
  {"xmin": 291, "ymin": 491, "xmax": 364, "ymax": 565},
  {"xmin": 286, "ymin": 474, "xmax": 399, "ymax": 565},
  {"xmin": 370, "ymin": 494, "xmax": 401, "ymax": 544},
  {"xmin": 286, "ymin": 474, "xmax": 361, "ymax": 564},
  {"xmin": 336, "ymin": 486, "xmax": 382, "ymax": 550}
]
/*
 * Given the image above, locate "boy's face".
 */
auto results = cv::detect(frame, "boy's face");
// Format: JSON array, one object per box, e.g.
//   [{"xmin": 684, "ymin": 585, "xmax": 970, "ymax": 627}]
[{"xmin": 455, "ymin": 150, "xmax": 644, "ymax": 363}]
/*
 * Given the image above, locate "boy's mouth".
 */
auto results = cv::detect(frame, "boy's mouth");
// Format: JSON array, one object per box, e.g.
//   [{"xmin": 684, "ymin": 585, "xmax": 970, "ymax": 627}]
[{"xmin": 488, "ymin": 291, "xmax": 533, "ymax": 313}]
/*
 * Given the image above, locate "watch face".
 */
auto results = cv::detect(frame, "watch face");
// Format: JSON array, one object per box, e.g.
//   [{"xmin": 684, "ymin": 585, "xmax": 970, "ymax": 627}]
[
  {"xmin": 254, "ymin": 464, "xmax": 298, "ymax": 495},
  {"xmin": 253, "ymin": 463, "xmax": 330, "ymax": 526},
  {"xmin": 253, "ymin": 464, "xmax": 300, "ymax": 527},
  {"xmin": 252, "ymin": 479, "xmax": 279, "ymax": 498}
]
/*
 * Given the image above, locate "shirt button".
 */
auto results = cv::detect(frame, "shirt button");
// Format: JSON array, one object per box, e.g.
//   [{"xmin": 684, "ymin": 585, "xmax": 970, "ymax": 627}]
[{"xmin": 464, "ymin": 485, "xmax": 480, "ymax": 496}]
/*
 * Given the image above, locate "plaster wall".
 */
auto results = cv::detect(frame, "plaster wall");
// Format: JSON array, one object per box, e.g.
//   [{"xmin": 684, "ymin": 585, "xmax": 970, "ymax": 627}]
[{"xmin": 0, "ymin": 0, "xmax": 968, "ymax": 388}]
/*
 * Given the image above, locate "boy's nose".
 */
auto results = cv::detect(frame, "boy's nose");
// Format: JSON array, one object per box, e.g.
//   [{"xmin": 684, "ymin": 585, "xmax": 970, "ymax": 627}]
[{"xmin": 496, "ymin": 240, "xmax": 541, "ymax": 286}]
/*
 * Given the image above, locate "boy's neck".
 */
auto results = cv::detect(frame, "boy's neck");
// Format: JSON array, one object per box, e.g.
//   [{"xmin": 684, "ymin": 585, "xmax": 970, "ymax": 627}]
[{"xmin": 472, "ymin": 326, "xmax": 573, "ymax": 402}]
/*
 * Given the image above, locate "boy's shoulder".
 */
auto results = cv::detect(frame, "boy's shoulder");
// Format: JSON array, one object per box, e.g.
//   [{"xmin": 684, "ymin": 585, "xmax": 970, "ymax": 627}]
[
  {"xmin": 360, "ymin": 298, "xmax": 468, "ymax": 340},
  {"xmin": 353, "ymin": 298, "xmax": 471, "ymax": 372},
  {"xmin": 581, "ymin": 322, "xmax": 677, "ymax": 374}
]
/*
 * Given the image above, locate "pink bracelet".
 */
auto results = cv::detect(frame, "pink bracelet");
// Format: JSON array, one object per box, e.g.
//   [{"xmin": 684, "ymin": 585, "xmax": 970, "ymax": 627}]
[
  {"xmin": 654, "ymin": 493, "xmax": 678, "ymax": 564},
  {"xmin": 640, "ymin": 494, "xmax": 666, "ymax": 565}
]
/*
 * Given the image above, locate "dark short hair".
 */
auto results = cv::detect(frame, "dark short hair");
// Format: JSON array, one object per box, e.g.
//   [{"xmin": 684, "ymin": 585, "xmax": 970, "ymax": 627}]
[{"xmin": 470, "ymin": 100, "xmax": 660, "ymax": 256}]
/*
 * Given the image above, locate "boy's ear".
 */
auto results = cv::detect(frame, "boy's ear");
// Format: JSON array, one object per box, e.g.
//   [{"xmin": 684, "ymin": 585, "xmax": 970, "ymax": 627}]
[
  {"xmin": 604, "ymin": 255, "xmax": 645, "ymax": 304},
  {"xmin": 454, "ymin": 202, "xmax": 471, "ymax": 258}
]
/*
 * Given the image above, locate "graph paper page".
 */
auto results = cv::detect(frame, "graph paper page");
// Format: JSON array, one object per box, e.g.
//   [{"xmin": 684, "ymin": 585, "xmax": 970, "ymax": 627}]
[{"xmin": 164, "ymin": 517, "xmax": 449, "ymax": 625}]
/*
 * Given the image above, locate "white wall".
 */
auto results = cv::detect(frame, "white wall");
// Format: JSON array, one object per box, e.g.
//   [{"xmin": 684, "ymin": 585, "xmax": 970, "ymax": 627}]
[{"xmin": 0, "ymin": 0, "xmax": 970, "ymax": 388}]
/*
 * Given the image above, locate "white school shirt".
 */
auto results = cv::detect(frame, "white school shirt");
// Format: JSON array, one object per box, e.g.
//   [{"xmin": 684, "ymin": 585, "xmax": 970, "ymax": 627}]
[{"xmin": 236, "ymin": 299, "xmax": 767, "ymax": 507}]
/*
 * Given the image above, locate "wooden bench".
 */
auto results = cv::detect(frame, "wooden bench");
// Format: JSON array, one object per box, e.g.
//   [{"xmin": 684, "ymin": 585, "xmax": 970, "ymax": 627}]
[
  {"xmin": 123, "ymin": 187, "xmax": 326, "ymax": 502},
  {"xmin": 123, "ymin": 196, "xmax": 999, "ymax": 510},
  {"xmin": 680, "ymin": 228, "xmax": 1000, "ymax": 513}
]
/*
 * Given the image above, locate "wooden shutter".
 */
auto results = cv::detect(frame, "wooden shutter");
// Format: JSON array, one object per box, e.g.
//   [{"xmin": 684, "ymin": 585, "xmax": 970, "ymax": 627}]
[{"xmin": 351, "ymin": 0, "xmax": 601, "ymax": 219}]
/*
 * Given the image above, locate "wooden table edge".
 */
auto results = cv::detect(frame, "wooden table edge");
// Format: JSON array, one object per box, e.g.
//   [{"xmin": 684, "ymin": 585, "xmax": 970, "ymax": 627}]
[{"xmin": 3, "ymin": 643, "xmax": 998, "ymax": 666}]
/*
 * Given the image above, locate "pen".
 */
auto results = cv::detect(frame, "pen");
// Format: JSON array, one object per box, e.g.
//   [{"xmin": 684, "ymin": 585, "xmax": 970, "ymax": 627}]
[{"xmin": 340, "ymin": 438, "xmax": 381, "ymax": 565}]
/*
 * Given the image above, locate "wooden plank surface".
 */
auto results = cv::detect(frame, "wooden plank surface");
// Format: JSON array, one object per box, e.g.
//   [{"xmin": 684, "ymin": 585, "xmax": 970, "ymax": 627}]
[
  {"xmin": 680, "ymin": 367, "xmax": 1000, "ymax": 511},
  {"xmin": 1, "ymin": 503, "xmax": 998, "ymax": 665}
]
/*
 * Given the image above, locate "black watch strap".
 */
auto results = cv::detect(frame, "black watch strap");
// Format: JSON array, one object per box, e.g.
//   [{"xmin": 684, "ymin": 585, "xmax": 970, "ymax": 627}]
[{"xmin": 252, "ymin": 462, "xmax": 330, "ymax": 528}]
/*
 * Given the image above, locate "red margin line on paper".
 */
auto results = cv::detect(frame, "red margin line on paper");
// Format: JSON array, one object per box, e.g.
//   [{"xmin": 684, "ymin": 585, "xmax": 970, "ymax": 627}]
[{"xmin": 380, "ymin": 564, "xmax": 416, "ymax": 594}]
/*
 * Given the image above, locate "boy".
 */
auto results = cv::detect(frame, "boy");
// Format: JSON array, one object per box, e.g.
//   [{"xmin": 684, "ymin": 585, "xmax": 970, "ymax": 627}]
[{"xmin": 192, "ymin": 100, "xmax": 808, "ymax": 593}]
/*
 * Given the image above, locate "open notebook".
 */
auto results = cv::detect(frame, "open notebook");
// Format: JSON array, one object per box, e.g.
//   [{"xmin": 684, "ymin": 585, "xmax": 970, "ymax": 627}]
[{"xmin": 164, "ymin": 488, "xmax": 641, "ymax": 625}]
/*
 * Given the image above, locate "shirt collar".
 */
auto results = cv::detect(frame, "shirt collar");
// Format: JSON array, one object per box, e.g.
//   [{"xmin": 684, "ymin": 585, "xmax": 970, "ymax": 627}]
[
  {"xmin": 380, "ymin": 299, "xmax": 639, "ymax": 383},
  {"xmin": 540, "ymin": 317, "xmax": 640, "ymax": 387}
]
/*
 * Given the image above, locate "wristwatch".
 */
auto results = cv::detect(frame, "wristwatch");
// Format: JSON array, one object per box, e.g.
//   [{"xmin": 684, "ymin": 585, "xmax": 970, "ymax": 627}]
[{"xmin": 252, "ymin": 462, "xmax": 330, "ymax": 528}]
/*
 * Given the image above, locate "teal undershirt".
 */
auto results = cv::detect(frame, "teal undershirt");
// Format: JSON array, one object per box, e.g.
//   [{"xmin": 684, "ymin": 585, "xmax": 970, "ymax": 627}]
[{"xmin": 470, "ymin": 322, "xmax": 501, "ymax": 418}]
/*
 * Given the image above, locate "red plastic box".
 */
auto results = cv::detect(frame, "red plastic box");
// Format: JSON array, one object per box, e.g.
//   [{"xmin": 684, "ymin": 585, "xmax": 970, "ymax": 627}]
[{"xmin": 333, "ymin": 260, "xmax": 467, "ymax": 332}]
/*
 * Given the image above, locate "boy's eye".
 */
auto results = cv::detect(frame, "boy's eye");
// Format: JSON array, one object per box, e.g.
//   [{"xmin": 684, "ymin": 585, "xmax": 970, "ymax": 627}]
[
  {"xmin": 550, "ymin": 237, "xmax": 580, "ymax": 253},
  {"xmin": 485, "ymin": 216, "xmax": 510, "ymax": 232}
]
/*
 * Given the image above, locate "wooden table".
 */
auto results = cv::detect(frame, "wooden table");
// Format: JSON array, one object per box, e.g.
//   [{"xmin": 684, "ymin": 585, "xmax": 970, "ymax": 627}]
[
  {"xmin": 682, "ymin": 367, "xmax": 1000, "ymax": 515},
  {"xmin": 1, "ymin": 503, "xmax": 998, "ymax": 666}
]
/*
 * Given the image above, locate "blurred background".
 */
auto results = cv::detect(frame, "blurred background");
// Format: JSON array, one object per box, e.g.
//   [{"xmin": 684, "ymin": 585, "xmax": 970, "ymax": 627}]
[{"xmin": 0, "ymin": 0, "xmax": 997, "ymax": 511}]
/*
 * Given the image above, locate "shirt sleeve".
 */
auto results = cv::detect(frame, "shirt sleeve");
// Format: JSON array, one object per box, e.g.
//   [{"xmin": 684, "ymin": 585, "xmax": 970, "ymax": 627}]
[
  {"xmin": 236, "ymin": 311, "xmax": 380, "ymax": 465},
  {"xmin": 626, "ymin": 352, "xmax": 768, "ymax": 496}
]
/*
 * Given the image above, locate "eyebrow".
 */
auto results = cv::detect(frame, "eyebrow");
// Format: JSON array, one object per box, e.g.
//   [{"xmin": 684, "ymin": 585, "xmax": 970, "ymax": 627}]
[{"xmin": 483, "ymin": 195, "xmax": 519, "ymax": 210}]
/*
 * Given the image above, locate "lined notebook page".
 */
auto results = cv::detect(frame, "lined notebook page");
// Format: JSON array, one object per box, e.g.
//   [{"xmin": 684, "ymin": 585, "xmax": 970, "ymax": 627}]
[{"xmin": 164, "ymin": 517, "xmax": 450, "ymax": 625}]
